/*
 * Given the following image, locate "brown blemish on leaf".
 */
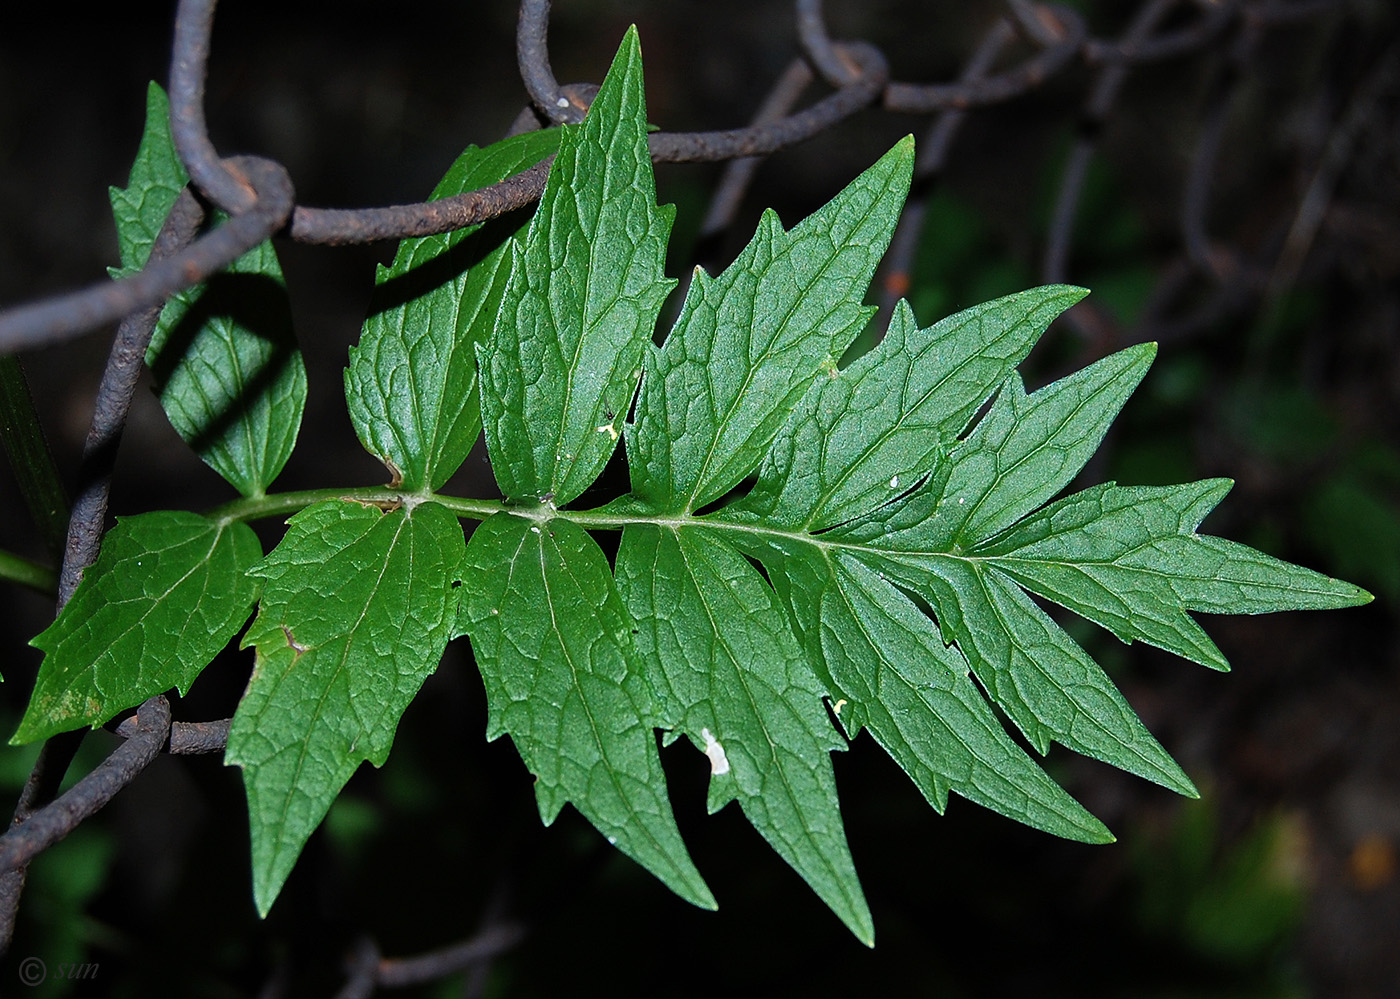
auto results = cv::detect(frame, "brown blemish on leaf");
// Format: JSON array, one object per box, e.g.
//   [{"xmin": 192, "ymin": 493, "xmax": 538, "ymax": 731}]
[
  {"xmin": 281, "ymin": 625, "xmax": 308, "ymax": 657},
  {"xmin": 382, "ymin": 457, "xmax": 403, "ymax": 489}
]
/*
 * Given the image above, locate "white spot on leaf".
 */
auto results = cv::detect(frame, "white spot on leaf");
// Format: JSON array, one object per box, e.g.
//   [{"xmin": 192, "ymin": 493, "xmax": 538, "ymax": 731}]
[
  {"xmin": 833, "ymin": 698, "xmax": 847, "ymax": 715},
  {"xmin": 595, "ymin": 423, "xmax": 619, "ymax": 440},
  {"xmin": 889, "ymin": 475, "xmax": 899, "ymax": 489},
  {"xmin": 700, "ymin": 727, "xmax": 730, "ymax": 776}
]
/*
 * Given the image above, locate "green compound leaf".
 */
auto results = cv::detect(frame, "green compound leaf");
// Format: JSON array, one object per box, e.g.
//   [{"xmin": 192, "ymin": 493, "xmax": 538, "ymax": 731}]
[
  {"xmin": 627, "ymin": 136, "xmax": 913, "ymax": 514},
  {"xmin": 226, "ymin": 499, "xmax": 464, "ymax": 917},
  {"xmin": 15, "ymin": 511, "xmax": 261, "ymax": 744},
  {"xmin": 345, "ymin": 129, "xmax": 560, "ymax": 492},
  {"xmin": 431, "ymin": 28, "xmax": 1367, "ymax": 944},
  {"xmin": 479, "ymin": 27, "xmax": 675, "ymax": 506},
  {"xmin": 615, "ymin": 524, "xmax": 873, "ymax": 946},
  {"xmin": 459, "ymin": 513, "xmax": 714, "ymax": 911},
  {"xmin": 110, "ymin": 82, "xmax": 306, "ymax": 498}
]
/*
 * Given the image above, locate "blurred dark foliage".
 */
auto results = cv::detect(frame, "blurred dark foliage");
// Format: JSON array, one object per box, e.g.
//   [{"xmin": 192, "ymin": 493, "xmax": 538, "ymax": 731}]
[{"xmin": 1, "ymin": 1, "xmax": 1397, "ymax": 996}]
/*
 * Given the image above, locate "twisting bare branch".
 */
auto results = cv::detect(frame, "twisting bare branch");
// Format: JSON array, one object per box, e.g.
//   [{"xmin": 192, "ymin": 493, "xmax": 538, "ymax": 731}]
[
  {"xmin": 0, "ymin": 157, "xmax": 292, "ymax": 352},
  {"xmin": 58, "ymin": 187, "xmax": 205, "ymax": 604},
  {"xmin": 652, "ymin": 41, "xmax": 888, "ymax": 162},
  {"xmin": 517, "ymin": 0, "xmax": 588, "ymax": 125},
  {"xmin": 795, "ymin": 0, "xmax": 862, "ymax": 88},
  {"xmin": 884, "ymin": 4, "xmax": 1087, "ymax": 112},
  {"xmin": 0, "ymin": 697, "xmax": 172, "ymax": 874}
]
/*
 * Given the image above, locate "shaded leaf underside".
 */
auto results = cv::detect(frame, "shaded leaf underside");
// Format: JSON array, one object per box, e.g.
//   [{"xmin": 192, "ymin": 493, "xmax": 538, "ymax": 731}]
[{"xmin": 111, "ymin": 80, "xmax": 306, "ymax": 498}]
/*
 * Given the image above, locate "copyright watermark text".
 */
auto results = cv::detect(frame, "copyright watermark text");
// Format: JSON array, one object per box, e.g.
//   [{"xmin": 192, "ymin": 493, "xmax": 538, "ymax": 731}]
[{"xmin": 17, "ymin": 957, "xmax": 100, "ymax": 987}]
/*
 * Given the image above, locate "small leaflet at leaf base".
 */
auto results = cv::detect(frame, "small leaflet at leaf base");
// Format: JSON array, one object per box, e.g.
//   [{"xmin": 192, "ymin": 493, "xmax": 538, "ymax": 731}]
[
  {"xmin": 226, "ymin": 499, "xmax": 465, "ymax": 917},
  {"xmin": 345, "ymin": 128, "xmax": 560, "ymax": 492},
  {"xmin": 16, "ymin": 511, "xmax": 261, "ymax": 744},
  {"xmin": 479, "ymin": 26, "xmax": 675, "ymax": 507},
  {"xmin": 459, "ymin": 512, "xmax": 714, "ymax": 911},
  {"xmin": 616, "ymin": 523, "xmax": 874, "ymax": 946}
]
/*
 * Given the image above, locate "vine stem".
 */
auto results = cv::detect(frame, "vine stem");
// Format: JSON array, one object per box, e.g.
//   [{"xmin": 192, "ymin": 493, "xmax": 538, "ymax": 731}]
[
  {"xmin": 211, "ymin": 486, "xmax": 922, "ymax": 564},
  {"xmin": 209, "ymin": 487, "xmax": 508, "ymax": 525}
]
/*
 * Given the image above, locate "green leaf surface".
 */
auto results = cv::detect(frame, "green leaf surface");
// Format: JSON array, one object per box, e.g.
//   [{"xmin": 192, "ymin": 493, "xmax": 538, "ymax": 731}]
[
  {"xmin": 459, "ymin": 512, "xmax": 713, "ymax": 910},
  {"xmin": 811, "ymin": 344, "xmax": 1193, "ymax": 792},
  {"xmin": 148, "ymin": 236, "xmax": 306, "ymax": 498},
  {"xmin": 866, "ymin": 551, "xmax": 1195, "ymax": 794},
  {"xmin": 627, "ymin": 136, "xmax": 914, "ymax": 514},
  {"xmin": 16, "ymin": 511, "xmax": 261, "ymax": 744},
  {"xmin": 226, "ymin": 499, "xmax": 464, "ymax": 916},
  {"xmin": 737, "ymin": 287, "xmax": 1086, "ymax": 531},
  {"xmin": 479, "ymin": 27, "xmax": 675, "ymax": 506},
  {"xmin": 746, "ymin": 533, "xmax": 1112, "ymax": 844},
  {"xmin": 615, "ymin": 524, "xmax": 873, "ymax": 945},
  {"xmin": 888, "ymin": 342, "xmax": 1158, "ymax": 552},
  {"xmin": 977, "ymin": 479, "xmax": 1372, "ymax": 669},
  {"xmin": 345, "ymin": 129, "xmax": 560, "ymax": 492},
  {"xmin": 110, "ymin": 81, "xmax": 306, "ymax": 498},
  {"xmin": 108, "ymin": 81, "xmax": 186, "ymax": 280}
]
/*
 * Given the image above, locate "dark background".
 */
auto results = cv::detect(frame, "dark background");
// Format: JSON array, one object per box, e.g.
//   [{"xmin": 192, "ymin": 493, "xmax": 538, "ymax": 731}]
[{"xmin": 1, "ymin": 1, "xmax": 1397, "ymax": 996}]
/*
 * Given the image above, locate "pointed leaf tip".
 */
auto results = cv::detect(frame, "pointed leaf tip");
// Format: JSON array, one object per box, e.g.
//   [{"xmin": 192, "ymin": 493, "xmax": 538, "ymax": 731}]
[{"xmin": 346, "ymin": 128, "xmax": 560, "ymax": 492}]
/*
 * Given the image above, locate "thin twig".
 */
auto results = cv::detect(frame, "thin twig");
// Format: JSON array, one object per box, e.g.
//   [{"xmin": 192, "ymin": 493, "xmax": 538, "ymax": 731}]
[
  {"xmin": 884, "ymin": 4, "xmax": 1087, "ymax": 112},
  {"xmin": 0, "ymin": 159, "xmax": 291, "ymax": 352},
  {"xmin": 0, "ymin": 697, "xmax": 172, "ymax": 874}
]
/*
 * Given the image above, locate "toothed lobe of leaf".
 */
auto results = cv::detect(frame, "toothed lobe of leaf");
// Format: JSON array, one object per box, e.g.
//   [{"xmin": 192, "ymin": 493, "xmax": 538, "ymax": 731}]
[
  {"xmin": 15, "ymin": 512, "xmax": 261, "ymax": 745},
  {"xmin": 226, "ymin": 500, "xmax": 464, "ymax": 916},
  {"xmin": 615, "ymin": 524, "xmax": 875, "ymax": 946},
  {"xmin": 627, "ymin": 135, "xmax": 916, "ymax": 514},
  {"xmin": 458, "ymin": 513, "xmax": 715, "ymax": 911}
]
